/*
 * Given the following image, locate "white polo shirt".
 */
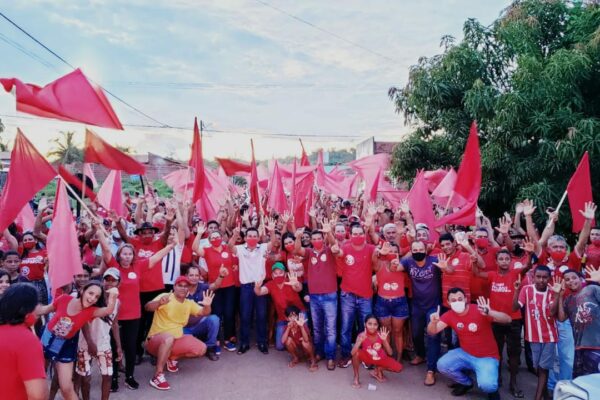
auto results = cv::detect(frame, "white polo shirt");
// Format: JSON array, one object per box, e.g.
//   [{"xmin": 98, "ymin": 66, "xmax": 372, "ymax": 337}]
[{"xmin": 236, "ymin": 243, "xmax": 268, "ymax": 284}]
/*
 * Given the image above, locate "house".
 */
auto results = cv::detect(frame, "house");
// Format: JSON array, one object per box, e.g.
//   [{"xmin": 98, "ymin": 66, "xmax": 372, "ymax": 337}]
[{"xmin": 355, "ymin": 137, "xmax": 398, "ymax": 159}]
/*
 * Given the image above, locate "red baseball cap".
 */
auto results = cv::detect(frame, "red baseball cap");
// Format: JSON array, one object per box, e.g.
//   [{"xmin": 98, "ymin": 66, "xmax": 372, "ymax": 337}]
[{"xmin": 174, "ymin": 276, "xmax": 191, "ymax": 286}]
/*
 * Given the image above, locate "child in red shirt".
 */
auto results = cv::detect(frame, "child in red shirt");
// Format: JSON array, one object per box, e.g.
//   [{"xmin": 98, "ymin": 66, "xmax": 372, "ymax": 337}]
[{"xmin": 281, "ymin": 306, "xmax": 318, "ymax": 372}]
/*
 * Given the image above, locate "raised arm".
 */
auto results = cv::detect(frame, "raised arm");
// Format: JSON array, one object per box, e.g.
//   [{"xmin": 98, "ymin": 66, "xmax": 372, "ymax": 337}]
[
  {"xmin": 191, "ymin": 222, "xmax": 207, "ymax": 258},
  {"xmin": 93, "ymin": 287, "xmax": 119, "ymax": 318},
  {"xmin": 148, "ymin": 242, "xmax": 176, "ymax": 269},
  {"xmin": 426, "ymin": 306, "xmax": 447, "ymax": 335},
  {"xmin": 2, "ymin": 228, "xmax": 18, "ymax": 251},
  {"xmin": 575, "ymin": 202, "xmax": 596, "ymax": 256}
]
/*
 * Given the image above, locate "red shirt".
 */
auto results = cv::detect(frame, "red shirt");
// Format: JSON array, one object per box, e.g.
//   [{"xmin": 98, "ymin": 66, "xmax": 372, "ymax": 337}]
[
  {"xmin": 203, "ymin": 246, "xmax": 235, "ymax": 288},
  {"xmin": 584, "ymin": 243, "xmax": 600, "ymax": 270},
  {"xmin": 518, "ymin": 285, "xmax": 558, "ymax": 343},
  {"xmin": 339, "ymin": 243, "xmax": 375, "ymax": 298},
  {"xmin": 129, "ymin": 238, "xmax": 165, "ymax": 292},
  {"xmin": 441, "ymin": 251, "xmax": 472, "ymax": 307},
  {"xmin": 19, "ymin": 248, "xmax": 47, "ymax": 281},
  {"xmin": 47, "ymin": 295, "xmax": 97, "ymax": 339},
  {"xmin": 129, "ymin": 237, "xmax": 164, "ymax": 259},
  {"xmin": 472, "ymin": 247, "xmax": 500, "ymax": 299},
  {"xmin": 0, "ymin": 324, "xmax": 46, "ymax": 400},
  {"xmin": 376, "ymin": 265, "xmax": 405, "ymax": 298},
  {"xmin": 487, "ymin": 270, "xmax": 521, "ymax": 320},
  {"xmin": 305, "ymin": 247, "xmax": 338, "ymax": 294},
  {"xmin": 108, "ymin": 257, "xmax": 147, "ymax": 320},
  {"xmin": 441, "ymin": 305, "xmax": 499, "ymax": 359},
  {"xmin": 265, "ymin": 280, "xmax": 305, "ymax": 321}
]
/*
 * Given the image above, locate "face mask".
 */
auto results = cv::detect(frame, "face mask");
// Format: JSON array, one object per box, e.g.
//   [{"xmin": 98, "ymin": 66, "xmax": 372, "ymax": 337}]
[
  {"xmin": 513, "ymin": 244, "xmax": 523, "ymax": 256},
  {"xmin": 350, "ymin": 234, "xmax": 365, "ymax": 246},
  {"xmin": 23, "ymin": 242, "xmax": 35, "ymax": 250},
  {"xmin": 272, "ymin": 275, "xmax": 285, "ymax": 285},
  {"xmin": 284, "ymin": 243, "xmax": 295, "ymax": 252},
  {"xmin": 153, "ymin": 222, "xmax": 166, "ymax": 232},
  {"xmin": 24, "ymin": 312, "xmax": 37, "ymax": 327},
  {"xmin": 383, "ymin": 253, "xmax": 397, "ymax": 261},
  {"xmin": 475, "ymin": 238, "xmax": 489, "ymax": 249},
  {"xmin": 89, "ymin": 239, "xmax": 99, "ymax": 248},
  {"xmin": 335, "ymin": 233, "xmax": 346, "ymax": 241},
  {"xmin": 141, "ymin": 237, "xmax": 153, "ymax": 245},
  {"xmin": 450, "ymin": 300, "xmax": 466, "ymax": 313},
  {"xmin": 311, "ymin": 239, "xmax": 324, "ymax": 251},
  {"xmin": 550, "ymin": 250, "xmax": 567, "ymax": 263},
  {"xmin": 412, "ymin": 252, "xmax": 426, "ymax": 262},
  {"xmin": 246, "ymin": 237, "xmax": 259, "ymax": 248},
  {"xmin": 591, "ymin": 239, "xmax": 600, "ymax": 246},
  {"xmin": 209, "ymin": 238, "xmax": 223, "ymax": 248}
]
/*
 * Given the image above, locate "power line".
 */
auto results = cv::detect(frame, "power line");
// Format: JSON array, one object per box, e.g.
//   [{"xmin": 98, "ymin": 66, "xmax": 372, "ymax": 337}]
[
  {"xmin": 0, "ymin": 11, "xmax": 172, "ymax": 128},
  {"xmin": 252, "ymin": 0, "xmax": 397, "ymax": 64}
]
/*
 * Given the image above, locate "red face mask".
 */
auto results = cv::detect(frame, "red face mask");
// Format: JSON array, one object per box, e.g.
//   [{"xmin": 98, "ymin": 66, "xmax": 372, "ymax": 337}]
[
  {"xmin": 284, "ymin": 243, "xmax": 295, "ymax": 252},
  {"xmin": 550, "ymin": 249, "xmax": 567, "ymax": 263},
  {"xmin": 335, "ymin": 233, "xmax": 346, "ymax": 242},
  {"xmin": 350, "ymin": 235, "xmax": 366, "ymax": 246},
  {"xmin": 246, "ymin": 237, "xmax": 259, "ymax": 248},
  {"xmin": 272, "ymin": 275, "xmax": 285, "ymax": 285},
  {"xmin": 311, "ymin": 239, "xmax": 324, "ymax": 251},
  {"xmin": 153, "ymin": 222, "xmax": 166, "ymax": 232},
  {"xmin": 209, "ymin": 238, "xmax": 223, "ymax": 248},
  {"xmin": 475, "ymin": 238, "xmax": 489, "ymax": 249},
  {"xmin": 89, "ymin": 239, "xmax": 99, "ymax": 248},
  {"xmin": 383, "ymin": 253, "xmax": 397, "ymax": 261},
  {"xmin": 592, "ymin": 239, "xmax": 600, "ymax": 246},
  {"xmin": 23, "ymin": 242, "xmax": 35, "ymax": 250}
]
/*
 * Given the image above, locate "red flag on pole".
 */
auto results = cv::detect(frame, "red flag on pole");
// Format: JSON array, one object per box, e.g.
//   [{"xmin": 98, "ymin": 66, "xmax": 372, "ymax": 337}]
[
  {"xmin": 407, "ymin": 171, "xmax": 437, "ymax": 238},
  {"xmin": 453, "ymin": 121, "xmax": 481, "ymax": 203},
  {"xmin": 83, "ymin": 163, "xmax": 98, "ymax": 186},
  {"xmin": 249, "ymin": 140, "xmax": 262, "ymax": 215},
  {"xmin": 267, "ymin": 160, "xmax": 288, "ymax": 214},
  {"xmin": 47, "ymin": 179, "xmax": 83, "ymax": 297},
  {"xmin": 300, "ymin": 139, "xmax": 310, "ymax": 166},
  {"xmin": 58, "ymin": 165, "xmax": 97, "ymax": 201},
  {"xmin": 190, "ymin": 118, "xmax": 206, "ymax": 203},
  {"xmin": 97, "ymin": 170, "xmax": 126, "ymax": 217},
  {"xmin": 215, "ymin": 158, "xmax": 252, "ymax": 176},
  {"xmin": 15, "ymin": 203, "xmax": 36, "ymax": 232},
  {"xmin": 567, "ymin": 152, "xmax": 595, "ymax": 232},
  {"xmin": 0, "ymin": 128, "xmax": 56, "ymax": 232},
  {"xmin": 435, "ymin": 200, "xmax": 477, "ymax": 227},
  {"xmin": 84, "ymin": 129, "xmax": 145, "ymax": 175},
  {"xmin": 0, "ymin": 69, "xmax": 123, "ymax": 130}
]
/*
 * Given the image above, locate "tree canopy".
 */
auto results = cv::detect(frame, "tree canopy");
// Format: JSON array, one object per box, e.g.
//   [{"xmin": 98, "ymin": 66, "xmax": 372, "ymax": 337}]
[{"xmin": 389, "ymin": 0, "xmax": 600, "ymax": 231}]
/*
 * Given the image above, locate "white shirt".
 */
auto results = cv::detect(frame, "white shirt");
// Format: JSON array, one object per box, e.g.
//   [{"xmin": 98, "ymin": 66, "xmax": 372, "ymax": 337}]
[
  {"xmin": 236, "ymin": 243, "xmax": 267, "ymax": 284},
  {"xmin": 162, "ymin": 244, "xmax": 183, "ymax": 285}
]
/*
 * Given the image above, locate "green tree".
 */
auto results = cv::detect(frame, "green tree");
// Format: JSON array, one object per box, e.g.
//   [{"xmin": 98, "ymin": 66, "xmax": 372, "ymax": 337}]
[
  {"xmin": 389, "ymin": 0, "xmax": 600, "ymax": 230},
  {"xmin": 0, "ymin": 118, "xmax": 8, "ymax": 151},
  {"xmin": 47, "ymin": 131, "xmax": 83, "ymax": 164}
]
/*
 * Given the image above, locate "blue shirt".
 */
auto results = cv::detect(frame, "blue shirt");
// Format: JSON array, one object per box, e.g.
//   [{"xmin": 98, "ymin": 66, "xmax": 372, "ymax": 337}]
[{"xmin": 401, "ymin": 255, "xmax": 441, "ymax": 310}]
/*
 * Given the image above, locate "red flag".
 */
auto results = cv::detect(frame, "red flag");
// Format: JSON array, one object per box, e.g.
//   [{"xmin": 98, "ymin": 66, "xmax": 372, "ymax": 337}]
[
  {"xmin": 407, "ymin": 171, "xmax": 437, "ymax": 236},
  {"xmin": 0, "ymin": 129, "xmax": 56, "ymax": 232},
  {"xmin": 15, "ymin": 203, "xmax": 35, "ymax": 232},
  {"xmin": 291, "ymin": 158, "xmax": 298, "ymax": 211},
  {"xmin": 267, "ymin": 160, "xmax": 288, "ymax": 214},
  {"xmin": 97, "ymin": 170, "xmax": 126, "ymax": 217},
  {"xmin": 0, "ymin": 69, "xmax": 123, "ymax": 130},
  {"xmin": 58, "ymin": 165, "xmax": 97, "ymax": 201},
  {"xmin": 249, "ymin": 140, "xmax": 262, "ymax": 214},
  {"xmin": 83, "ymin": 163, "xmax": 98, "ymax": 186},
  {"xmin": 300, "ymin": 139, "xmax": 310, "ymax": 166},
  {"xmin": 435, "ymin": 200, "xmax": 477, "ymax": 227},
  {"xmin": 215, "ymin": 157, "xmax": 252, "ymax": 176},
  {"xmin": 190, "ymin": 118, "xmax": 206, "ymax": 203},
  {"xmin": 567, "ymin": 152, "xmax": 595, "ymax": 232},
  {"xmin": 432, "ymin": 167, "xmax": 460, "ymax": 206},
  {"xmin": 424, "ymin": 168, "xmax": 448, "ymax": 192},
  {"xmin": 47, "ymin": 179, "xmax": 83, "ymax": 297},
  {"xmin": 453, "ymin": 121, "xmax": 481, "ymax": 203},
  {"xmin": 84, "ymin": 129, "xmax": 145, "ymax": 175}
]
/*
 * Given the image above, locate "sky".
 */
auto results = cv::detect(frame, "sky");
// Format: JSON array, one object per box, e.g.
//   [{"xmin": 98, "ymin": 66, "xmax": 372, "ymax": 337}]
[{"xmin": 0, "ymin": 0, "xmax": 510, "ymax": 161}]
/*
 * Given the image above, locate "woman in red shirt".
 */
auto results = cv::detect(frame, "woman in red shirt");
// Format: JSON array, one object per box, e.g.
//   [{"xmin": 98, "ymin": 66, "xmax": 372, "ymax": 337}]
[
  {"xmin": 19, "ymin": 232, "xmax": 49, "ymax": 304},
  {"xmin": 0, "ymin": 283, "xmax": 48, "ymax": 400},
  {"xmin": 37, "ymin": 281, "xmax": 118, "ymax": 400}
]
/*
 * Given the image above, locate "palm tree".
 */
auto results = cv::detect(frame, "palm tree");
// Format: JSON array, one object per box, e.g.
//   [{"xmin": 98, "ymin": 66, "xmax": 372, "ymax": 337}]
[{"xmin": 47, "ymin": 131, "xmax": 83, "ymax": 164}]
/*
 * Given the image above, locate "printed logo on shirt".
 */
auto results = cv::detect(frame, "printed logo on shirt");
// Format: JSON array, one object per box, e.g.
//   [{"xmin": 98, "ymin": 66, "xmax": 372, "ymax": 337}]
[
  {"xmin": 53, "ymin": 317, "xmax": 74, "ymax": 337},
  {"xmin": 345, "ymin": 255, "xmax": 355, "ymax": 266},
  {"xmin": 21, "ymin": 266, "xmax": 30, "ymax": 276},
  {"xmin": 366, "ymin": 347, "xmax": 381, "ymax": 360},
  {"xmin": 575, "ymin": 302, "xmax": 595, "ymax": 325},
  {"xmin": 468, "ymin": 323, "xmax": 478, "ymax": 332},
  {"xmin": 21, "ymin": 256, "xmax": 45, "ymax": 265},
  {"xmin": 491, "ymin": 282, "xmax": 511, "ymax": 293},
  {"xmin": 513, "ymin": 262, "xmax": 523, "ymax": 269},
  {"xmin": 138, "ymin": 249, "xmax": 156, "ymax": 258},
  {"xmin": 221, "ymin": 252, "xmax": 230, "ymax": 259},
  {"xmin": 456, "ymin": 322, "xmax": 464, "ymax": 330},
  {"xmin": 320, "ymin": 253, "xmax": 327, "ymax": 262},
  {"xmin": 383, "ymin": 282, "xmax": 399, "ymax": 291},
  {"xmin": 311, "ymin": 257, "xmax": 318, "ymax": 265},
  {"xmin": 452, "ymin": 258, "xmax": 459, "ymax": 266},
  {"xmin": 128, "ymin": 272, "xmax": 137, "ymax": 280}
]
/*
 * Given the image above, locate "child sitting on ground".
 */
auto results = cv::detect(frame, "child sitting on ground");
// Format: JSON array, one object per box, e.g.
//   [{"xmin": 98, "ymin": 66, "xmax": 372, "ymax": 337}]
[{"xmin": 280, "ymin": 306, "xmax": 318, "ymax": 372}]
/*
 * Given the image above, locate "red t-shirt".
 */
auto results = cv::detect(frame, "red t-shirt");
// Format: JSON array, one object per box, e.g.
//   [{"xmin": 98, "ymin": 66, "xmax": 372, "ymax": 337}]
[
  {"xmin": 376, "ymin": 265, "xmax": 405, "ymax": 298},
  {"xmin": 108, "ymin": 257, "xmax": 147, "ymax": 320},
  {"xmin": 47, "ymin": 295, "xmax": 97, "ymax": 339},
  {"xmin": 441, "ymin": 305, "xmax": 499, "ymax": 359},
  {"xmin": 339, "ymin": 243, "xmax": 375, "ymax": 298},
  {"xmin": 265, "ymin": 280, "xmax": 305, "ymax": 321},
  {"xmin": 441, "ymin": 251, "xmax": 472, "ymax": 307},
  {"xmin": 19, "ymin": 248, "xmax": 47, "ymax": 281},
  {"xmin": 305, "ymin": 247, "xmax": 338, "ymax": 294},
  {"xmin": 471, "ymin": 247, "xmax": 500, "ymax": 299},
  {"xmin": 129, "ymin": 237, "xmax": 165, "ymax": 292},
  {"xmin": 518, "ymin": 285, "xmax": 558, "ymax": 343},
  {"xmin": 487, "ymin": 270, "xmax": 521, "ymax": 320},
  {"xmin": 129, "ymin": 237, "xmax": 164, "ymax": 259},
  {"xmin": 0, "ymin": 324, "xmax": 46, "ymax": 400},
  {"xmin": 203, "ymin": 246, "xmax": 235, "ymax": 288},
  {"xmin": 584, "ymin": 243, "xmax": 600, "ymax": 270}
]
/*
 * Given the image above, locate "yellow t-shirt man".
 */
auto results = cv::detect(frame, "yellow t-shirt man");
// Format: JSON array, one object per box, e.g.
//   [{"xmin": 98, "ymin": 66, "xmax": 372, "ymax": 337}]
[{"xmin": 147, "ymin": 293, "xmax": 202, "ymax": 339}]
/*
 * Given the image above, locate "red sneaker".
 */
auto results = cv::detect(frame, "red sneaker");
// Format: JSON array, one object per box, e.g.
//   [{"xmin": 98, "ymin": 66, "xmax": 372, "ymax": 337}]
[
  {"xmin": 149, "ymin": 373, "xmax": 170, "ymax": 391},
  {"xmin": 166, "ymin": 359, "xmax": 179, "ymax": 373}
]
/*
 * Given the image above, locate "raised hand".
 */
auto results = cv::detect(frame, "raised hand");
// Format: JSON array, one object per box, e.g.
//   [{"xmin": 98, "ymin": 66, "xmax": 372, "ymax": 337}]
[
  {"xmin": 476, "ymin": 296, "xmax": 490, "ymax": 315},
  {"xmin": 295, "ymin": 227, "xmax": 305, "ymax": 239},
  {"xmin": 196, "ymin": 221, "xmax": 207, "ymax": 237},
  {"xmin": 321, "ymin": 218, "xmax": 332, "ymax": 234},
  {"xmin": 297, "ymin": 313, "xmax": 307, "ymax": 327},
  {"xmin": 366, "ymin": 202, "xmax": 377, "ymax": 217},
  {"xmin": 284, "ymin": 271, "xmax": 299, "ymax": 286},
  {"xmin": 429, "ymin": 305, "xmax": 441, "ymax": 323},
  {"xmin": 399, "ymin": 199, "xmax": 410, "ymax": 215},
  {"xmin": 522, "ymin": 199, "xmax": 536, "ymax": 217},
  {"xmin": 495, "ymin": 215, "xmax": 512, "ymax": 235},
  {"xmin": 308, "ymin": 207, "xmax": 317, "ymax": 218},
  {"xmin": 166, "ymin": 207, "xmax": 176, "ymax": 222},
  {"xmin": 355, "ymin": 331, "xmax": 367, "ymax": 347},
  {"xmin": 514, "ymin": 274, "xmax": 522, "ymax": 290},
  {"xmin": 106, "ymin": 287, "xmax": 120, "ymax": 297},
  {"xmin": 550, "ymin": 276, "xmax": 564, "ymax": 294},
  {"xmin": 265, "ymin": 217, "xmax": 276, "ymax": 232},
  {"xmin": 585, "ymin": 265, "xmax": 600, "ymax": 283},
  {"xmin": 281, "ymin": 210, "xmax": 291, "ymax": 224},
  {"xmin": 433, "ymin": 253, "xmax": 449, "ymax": 271},
  {"xmin": 579, "ymin": 201, "xmax": 597, "ymax": 221},
  {"xmin": 200, "ymin": 290, "xmax": 215, "ymax": 307},
  {"xmin": 378, "ymin": 327, "xmax": 389, "ymax": 341},
  {"xmin": 379, "ymin": 241, "xmax": 392, "ymax": 256},
  {"xmin": 523, "ymin": 236, "xmax": 535, "ymax": 253},
  {"xmin": 515, "ymin": 202, "xmax": 524, "ymax": 215},
  {"xmin": 158, "ymin": 294, "xmax": 170, "ymax": 306},
  {"xmin": 331, "ymin": 242, "xmax": 340, "ymax": 253}
]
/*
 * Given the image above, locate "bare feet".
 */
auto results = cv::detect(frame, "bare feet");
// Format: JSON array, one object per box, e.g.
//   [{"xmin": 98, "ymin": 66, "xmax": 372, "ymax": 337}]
[
  {"xmin": 369, "ymin": 370, "xmax": 387, "ymax": 382},
  {"xmin": 410, "ymin": 356, "xmax": 425, "ymax": 366},
  {"xmin": 424, "ymin": 371, "xmax": 436, "ymax": 386},
  {"xmin": 352, "ymin": 378, "xmax": 361, "ymax": 389},
  {"xmin": 309, "ymin": 360, "xmax": 318, "ymax": 372},
  {"xmin": 288, "ymin": 358, "xmax": 299, "ymax": 368}
]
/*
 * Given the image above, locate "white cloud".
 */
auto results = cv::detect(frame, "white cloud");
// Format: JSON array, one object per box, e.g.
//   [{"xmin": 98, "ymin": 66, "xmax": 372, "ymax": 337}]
[{"xmin": 48, "ymin": 13, "xmax": 136, "ymax": 46}]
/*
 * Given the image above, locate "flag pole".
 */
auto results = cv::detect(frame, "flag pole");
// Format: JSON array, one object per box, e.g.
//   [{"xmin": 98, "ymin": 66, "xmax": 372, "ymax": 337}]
[
  {"xmin": 555, "ymin": 190, "xmax": 568, "ymax": 213},
  {"xmin": 60, "ymin": 176, "xmax": 109, "ymax": 236}
]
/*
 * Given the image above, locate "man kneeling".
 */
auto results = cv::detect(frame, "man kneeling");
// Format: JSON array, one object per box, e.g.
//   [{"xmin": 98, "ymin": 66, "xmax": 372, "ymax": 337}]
[
  {"xmin": 144, "ymin": 276, "xmax": 214, "ymax": 390},
  {"xmin": 427, "ymin": 288, "xmax": 510, "ymax": 400}
]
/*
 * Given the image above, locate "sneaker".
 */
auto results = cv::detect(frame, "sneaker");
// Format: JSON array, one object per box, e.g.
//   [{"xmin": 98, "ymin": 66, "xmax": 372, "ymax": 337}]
[
  {"xmin": 166, "ymin": 359, "xmax": 179, "ymax": 373},
  {"xmin": 125, "ymin": 376, "xmax": 139, "ymax": 390},
  {"xmin": 206, "ymin": 348, "xmax": 220, "ymax": 361},
  {"xmin": 258, "ymin": 343, "xmax": 269, "ymax": 354},
  {"xmin": 150, "ymin": 373, "xmax": 170, "ymax": 391},
  {"xmin": 337, "ymin": 357, "xmax": 351, "ymax": 368},
  {"xmin": 224, "ymin": 341, "xmax": 237, "ymax": 352},
  {"xmin": 451, "ymin": 383, "xmax": 473, "ymax": 396},
  {"xmin": 215, "ymin": 345, "xmax": 222, "ymax": 356},
  {"xmin": 110, "ymin": 378, "xmax": 119, "ymax": 392}
]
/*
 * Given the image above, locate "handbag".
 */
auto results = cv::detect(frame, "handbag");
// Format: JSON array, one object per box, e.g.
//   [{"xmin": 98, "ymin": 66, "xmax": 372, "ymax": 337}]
[{"xmin": 41, "ymin": 327, "xmax": 68, "ymax": 357}]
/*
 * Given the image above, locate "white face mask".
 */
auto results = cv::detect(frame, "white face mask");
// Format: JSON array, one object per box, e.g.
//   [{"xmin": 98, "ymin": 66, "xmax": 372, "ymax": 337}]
[{"xmin": 450, "ymin": 300, "xmax": 466, "ymax": 313}]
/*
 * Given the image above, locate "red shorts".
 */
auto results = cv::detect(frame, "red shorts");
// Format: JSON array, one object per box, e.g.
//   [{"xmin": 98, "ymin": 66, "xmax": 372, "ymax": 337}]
[
  {"xmin": 146, "ymin": 334, "xmax": 206, "ymax": 360},
  {"xmin": 358, "ymin": 349, "xmax": 402, "ymax": 373}
]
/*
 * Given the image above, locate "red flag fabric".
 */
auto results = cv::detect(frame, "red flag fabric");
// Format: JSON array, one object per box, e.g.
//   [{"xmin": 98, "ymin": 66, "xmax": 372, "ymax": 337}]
[
  {"xmin": 294, "ymin": 173, "xmax": 314, "ymax": 227},
  {"xmin": 15, "ymin": 203, "xmax": 36, "ymax": 232},
  {"xmin": 83, "ymin": 163, "xmax": 98, "ymax": 186},
  {"xmin": 58, "ymin": 165, "xmax": 97, "ymax": 201},
  {"xmin": 300, "ymin": 140, "xmax": 310, "ymax": 166},
  {"xmin": 407, "ymin": 171, "xmax": 437, "ymax": 237},
  {"xmin": 249, "ymin": 140, "xmax": 262, "ymax": 214},
  {"xmin": 0, "ymin": 129, "xmax": 56, "ymax": 232},
  {"xmin": 190, "ymin": 118, "xmax": 206, "ymax": 203},
  {"xmin": 47, "ymin": 179, "xmax": 83, "ymax": 296},
  {"xmin": 567, "ymin": 152, "xmax": 595, "ymax": 232},
  {"xmin": 424, "ymin": 168, "xmax": 448, "ymax": 192},
  {"xmin": 432, "ymin": 167, "xmax": 460, "ymax": 206},
  {"xmin": 196, "ymin": 168, "xmax": 229, "ymax": 221},
  {"xmin": 215, "ymin": 158, "xmax": 251, "ymax": 176},
  {"xmin": 0, "ymin": 69, "xmax": 123, "ymax": 130},
  {"xmin": 267, "ymin": 161, "xmax": 288, "ymax": 214},
  {"xmin": 163, "ymin": 169, "xmax": 193, "ymax": 193},
  {"xmin": 84, "ymin": 129, "xmax": 145, "ymax": 175},
  {"xmin": 97, "ymin": 170, "xmax": 126, "ymax": 217},
  {"xmin": 453, "ymin": 121, "xmax": 481, "ymax": 203},
  {"xmin": 435, "ymin": 200, "xmax": 477, "ymax": 227}
]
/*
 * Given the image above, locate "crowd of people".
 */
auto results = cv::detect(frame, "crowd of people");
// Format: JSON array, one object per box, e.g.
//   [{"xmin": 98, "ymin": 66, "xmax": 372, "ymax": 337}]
[{"xmin": 1, "ymin": 188, "xmax": 600, "ymax": 400}]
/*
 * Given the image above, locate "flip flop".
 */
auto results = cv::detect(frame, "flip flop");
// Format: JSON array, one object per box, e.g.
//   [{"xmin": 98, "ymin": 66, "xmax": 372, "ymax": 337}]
[{"xmin": 510, "ymin": 387, "xmax": 524, "ymax": 398}]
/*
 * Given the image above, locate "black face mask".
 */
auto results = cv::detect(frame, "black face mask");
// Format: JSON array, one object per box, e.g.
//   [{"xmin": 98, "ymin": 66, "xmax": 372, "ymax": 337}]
[
  {"xmin": 513, "ymin": 245, "xmax": 524, "ymax": 256},
  {"xmin": 412, "ymin": 252, "xmax": 427, "ymax": 262}
]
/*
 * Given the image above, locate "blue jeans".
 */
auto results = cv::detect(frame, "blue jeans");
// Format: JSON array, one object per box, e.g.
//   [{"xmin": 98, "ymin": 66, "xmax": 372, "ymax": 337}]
[
  {"xmin": 411, "ymin": 305, "xmax": 441, "ymax": 371},
  {"xmin": 239, "ymin": 283, "xmax": 267, "ymax": 347},
  {"xmin": 340, "ymin": 291, "xmax": 372, "ymax": 358},
  {"xmin": 183, "ymin": 314, "xmax": 220, "ymax": 349},
  {"xmin": 212, "ymin": 286, "xmax": 237, "ymax": 341},
  {"xmin": 548, "ymin": 319, "xmax": 574, "ymax": 390},
  {"xmin": 310, "ymin": 292, "xmax": 338, "ymax": 360},
  {"xmin": 437, "ymin": 348, "xmax": 499, "ymax": 393}
]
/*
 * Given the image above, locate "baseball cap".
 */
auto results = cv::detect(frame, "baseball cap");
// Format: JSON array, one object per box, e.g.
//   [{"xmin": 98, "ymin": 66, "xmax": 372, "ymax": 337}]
[
  {"xmin": 103, "ymin": 267, "xmax": 121, "ymax": 281},
  {"xmin": 174, "ymin": 276, "xmax": 191, "ymax": 286}
]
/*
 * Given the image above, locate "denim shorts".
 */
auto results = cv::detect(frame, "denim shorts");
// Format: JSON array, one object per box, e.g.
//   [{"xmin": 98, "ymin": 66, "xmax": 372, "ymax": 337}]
[
  {"xmin": 374, "ymin": 295, "xmax": 409, "ymax": 319},
  {"xmin": 42, "ymin": 328, "xmax": 79, "ymax": 363},
  {"xmin": 530, "ymin": 342, "xmax": 556, "ymax": 370}
]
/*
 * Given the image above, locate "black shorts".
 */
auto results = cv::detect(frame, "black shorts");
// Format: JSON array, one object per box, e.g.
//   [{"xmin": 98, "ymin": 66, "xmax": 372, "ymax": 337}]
[{"xmin": 492, "ymin": 320, "xmax": 522, "ymax": 358}]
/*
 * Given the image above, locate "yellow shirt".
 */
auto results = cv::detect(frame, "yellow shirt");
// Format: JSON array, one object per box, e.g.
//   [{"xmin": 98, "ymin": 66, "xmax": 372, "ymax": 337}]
[{"xmin": 147, "ymin": 293, "xmax": 202, "ymax": 339}]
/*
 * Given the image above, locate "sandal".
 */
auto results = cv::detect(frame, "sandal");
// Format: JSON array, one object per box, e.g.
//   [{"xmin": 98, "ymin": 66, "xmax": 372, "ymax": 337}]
[{"xmin": 510, "ymin": 387, "xmax": 524, "ymax": 398}]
